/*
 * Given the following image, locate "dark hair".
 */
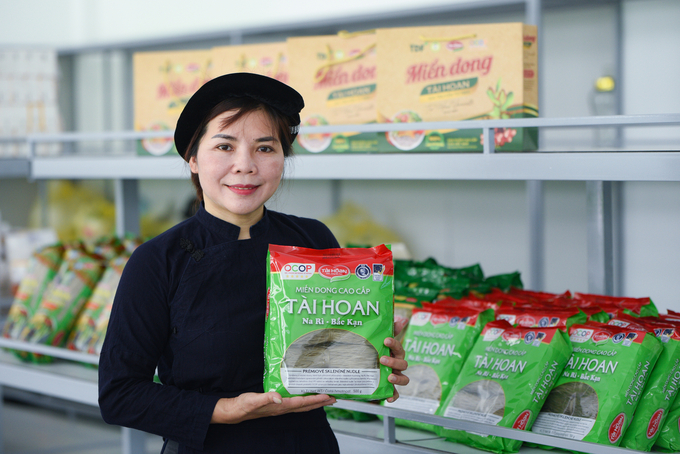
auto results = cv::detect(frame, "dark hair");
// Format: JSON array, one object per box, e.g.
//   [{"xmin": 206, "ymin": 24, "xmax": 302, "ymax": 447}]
[{"xmin": 183, "ymin": 97, "xmax": 296, "ymax": 203}]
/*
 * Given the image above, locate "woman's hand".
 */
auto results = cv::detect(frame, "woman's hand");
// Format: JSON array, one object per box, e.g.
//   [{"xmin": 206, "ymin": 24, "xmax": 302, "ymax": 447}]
[
  {"xmin": 381, "ymin": 336, "xmax": 409, "ymax": 403},
  {"xmin": 212, "ymin": 392, "xmax": 336, "ymax": 424}
]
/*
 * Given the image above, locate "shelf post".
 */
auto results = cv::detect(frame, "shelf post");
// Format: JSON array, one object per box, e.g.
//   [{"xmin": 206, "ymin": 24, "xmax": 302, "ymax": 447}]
[
  {"xmin": 383, "ymin": 415, "xmax": 396, "ymax": 445},
  {"xmin": 0, "ymin": 384, "xmax": 4, "ymax": 454},
  {"xmin": 527, "ymin": 180, "xmax": 545, "ymax": 291},
  {"xmin": 586, "ymin": 181, "xmax": 615, "ymax": 295},
  {"xmin": 114, "ymin": 179, "xmax": 140, "ymax": 237},
  {"xmin": 121, "ymin": 427, "xmax": 146, "ymax": 454}
]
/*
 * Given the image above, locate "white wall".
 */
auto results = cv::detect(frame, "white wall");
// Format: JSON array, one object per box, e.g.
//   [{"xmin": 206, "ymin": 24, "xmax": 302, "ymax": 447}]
[{"xmin": 1, "ymin": 0, "xmax": 679, "ymax": 313}]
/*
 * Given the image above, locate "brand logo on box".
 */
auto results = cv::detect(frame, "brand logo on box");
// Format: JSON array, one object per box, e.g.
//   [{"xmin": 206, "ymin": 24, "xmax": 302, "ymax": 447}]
[{"xmin": 447, "ymin": 41, "xmax": 464, "ymax": 51}]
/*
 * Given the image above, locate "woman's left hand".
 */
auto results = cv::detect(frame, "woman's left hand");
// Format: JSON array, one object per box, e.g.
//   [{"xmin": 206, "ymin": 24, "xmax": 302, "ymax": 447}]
[{"xmin": 380, "ymin": 337, "xmax": 409, "ymax": 403}]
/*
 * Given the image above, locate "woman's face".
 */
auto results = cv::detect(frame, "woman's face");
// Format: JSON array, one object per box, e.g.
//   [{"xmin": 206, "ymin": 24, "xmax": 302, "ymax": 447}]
[{"xmin": 189, "ymin": 108, "xmax": 284, "ymax": 230}]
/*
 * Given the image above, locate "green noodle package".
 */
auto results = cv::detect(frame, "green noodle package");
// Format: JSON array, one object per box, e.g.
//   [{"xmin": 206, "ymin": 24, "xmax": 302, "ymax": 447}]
[
  {"xmin": 655, "ymin": 381, "xmax": 680, "ymax": 452},
  {"xmin": 605, "ymin": 316, "xmax": 680, "ymax": 451},
  {"xmin": 436, "ymin": 320, "xmax": 572, "ymax": 454},
  {"xmin": 384, "ymin": 303, "xmax": 494, "ymax": 433},
  {"xmin": 531, "ymin": 321, "xmax": 663, "ymax": 449},
  {"xmin": 265, "ymin": 244, "xmax": 394, "ymax": 400}
]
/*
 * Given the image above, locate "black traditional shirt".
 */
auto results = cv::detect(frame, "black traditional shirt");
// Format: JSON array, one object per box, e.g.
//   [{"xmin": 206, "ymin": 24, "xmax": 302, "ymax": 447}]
[{"xmin": 98, "ymin": 205, "xmax": 340, "ymax": 453}]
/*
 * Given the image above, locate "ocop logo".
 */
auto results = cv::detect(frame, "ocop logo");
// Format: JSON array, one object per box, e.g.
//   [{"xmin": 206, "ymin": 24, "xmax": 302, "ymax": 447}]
[
  {"xmin": 281, "ymin": 263, "xmax": 315, "ymax": 280},
  {"xmin": 319, "ymin": 265, "xmax": 350, "ymax": 282}
]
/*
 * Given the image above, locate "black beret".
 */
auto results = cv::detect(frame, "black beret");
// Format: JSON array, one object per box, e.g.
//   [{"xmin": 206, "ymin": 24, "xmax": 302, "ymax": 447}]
[{"xmin": 174, "ymin": 72, "xmax": 304, "ymax": 160}]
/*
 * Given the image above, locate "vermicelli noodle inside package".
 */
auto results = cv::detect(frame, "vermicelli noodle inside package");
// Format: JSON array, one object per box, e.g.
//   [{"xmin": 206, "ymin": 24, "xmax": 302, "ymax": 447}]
[{"xmin": 265, "ymin": 244, "xmax": 394, "ymax": 400}]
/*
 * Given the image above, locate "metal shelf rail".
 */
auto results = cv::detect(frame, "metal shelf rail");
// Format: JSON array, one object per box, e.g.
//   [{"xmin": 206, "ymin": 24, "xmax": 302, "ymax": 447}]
[
  {"xmin": 0, "ymin": 338, "xmax": 146, "ymax": 454},
  {"xmin": 0, "ymin": 338, "xmax": 649, "ymax": 454},
  {"xmin": 18, "ymin": 114, "xmax": 680, "ymax": 181}
]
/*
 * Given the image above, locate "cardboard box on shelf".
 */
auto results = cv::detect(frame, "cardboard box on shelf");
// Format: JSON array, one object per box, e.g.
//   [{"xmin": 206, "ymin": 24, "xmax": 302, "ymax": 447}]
[
  {"xmin": 133, "ymin": 49, "xmax": 212, "ymax": 157},
  {"xmin": 211, "ymin": 42, "xmax": 289, "ymax": 84},
  {"xmin": 376, "ymin": 22, "xmax": 538, "ymax": 153},
  {"xmin": 287, "ymin": 31, "xmax": 379, "ymax": 154}
]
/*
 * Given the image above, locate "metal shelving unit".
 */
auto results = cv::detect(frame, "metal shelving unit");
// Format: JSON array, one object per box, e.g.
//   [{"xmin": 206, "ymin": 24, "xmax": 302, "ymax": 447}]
[
  {"xmin": 1, "ymin": 1, "xmax": 678, "ymax": 453},
  {"xmin": 0, "ymin": 337, "xmax": 651, "ymax": 454}
]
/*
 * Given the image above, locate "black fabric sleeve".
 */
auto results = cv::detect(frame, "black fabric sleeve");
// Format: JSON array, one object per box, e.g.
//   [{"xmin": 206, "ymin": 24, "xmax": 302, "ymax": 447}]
[{"xmin": 98, "ymin": 242, "xmax": 219, "ymax": 450}]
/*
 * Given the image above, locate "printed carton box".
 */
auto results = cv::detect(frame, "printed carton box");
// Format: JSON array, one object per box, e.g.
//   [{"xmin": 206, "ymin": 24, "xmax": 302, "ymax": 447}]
[
  {"xmin": 211, "ymin": 42, "xmax": 289, "ymax": 84},
  {"xmin": 377, "ymin": 22, "xmax": 538, "ymax": 152},
  {"xmin": 287, "ymin": 32, "xmax": 379, "ymax": 154},
  {"xmin": 133, "ymin": 50, "xmax": 212, "ymax": 156}
]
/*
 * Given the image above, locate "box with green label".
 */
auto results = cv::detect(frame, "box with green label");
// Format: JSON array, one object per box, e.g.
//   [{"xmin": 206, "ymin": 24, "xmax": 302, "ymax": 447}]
[
  {"xmin": 288, "ymin": 31, "xmax": 379, "ymax": 154},
  {"xmin": 376, "ymin": 22, "xmax": 538, "ymax": 153}
]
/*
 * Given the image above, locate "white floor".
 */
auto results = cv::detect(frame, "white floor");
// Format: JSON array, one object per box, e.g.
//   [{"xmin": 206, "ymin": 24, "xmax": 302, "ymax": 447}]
[{"xmin": 0, "ymin": 398, "xmax": 163, "ymax": 454}]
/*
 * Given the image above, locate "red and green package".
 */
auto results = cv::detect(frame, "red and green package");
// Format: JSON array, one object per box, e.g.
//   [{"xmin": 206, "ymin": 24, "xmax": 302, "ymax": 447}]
[
  {"xmin": 604, "ymin": 315, "xmax": 680, "ymax": 451},
  {"xmin": 495, "ymin": 306, "xmax": 586, "ymax": 332},
  {"xmin": 573, "ymin": 292, "xmax": 658, "ymax": 318},
  {"xmin": 18, "ymin": 248, "xmax": 106, "ymax": 363},
  {"xmin": 436, "ymin": 320, "xmax": 572, "ymax": 453},
  {"xmin": 655, "ymin": 376, "xmax": 680, "ymax": 452},
  {"xmin": 508, "ymin": 288, "xmax": 572, "ymax": 304},
  {"xmin": 2, "ymin": 243, "xmax": 64, "ymax": 342},
  {"xmin": 265, "ymin": 244, "xmax": 394, "ymax": 400},
  {"xmin": 531, "ymin": 322, "xmax": 663, "ymax": 448},
  {"xmin": 383, "ymin": 304, "xmax": 495, "ymax": 433},
  {"xmin": 65, "ymin": 253, "xmax": 129, "ymax": 353},
  {"xmin": 435, "ymin": 295, "xmax": 501, "ymax": 313}
]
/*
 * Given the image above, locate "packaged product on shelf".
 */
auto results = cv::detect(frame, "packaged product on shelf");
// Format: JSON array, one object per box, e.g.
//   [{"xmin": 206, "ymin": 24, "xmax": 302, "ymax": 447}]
[
  {"xmin": 573, "ymin": 292, "xmax": 659, "ymax": 318},
  {"xmin": 470, "ymin": 271, "xmax": 523, "ymax": 294},
  {"xmin": 606, "ymin": 315, "xmax": 680, "ymax": 452},
  {"xmin": 89, "ymin": 295, "xmax": 115, "ymax": 356},
  {"xmin": 90, "ymin": 236, "xmax": 125, "ymax": 261},
  {"xmin": 287, "ymin": 31, "xmax": 378, "ymax": 154},
  {"xmin": 384, "ymin": 303, "xmax": 494, "ymax": 433},
  {"xmin": 393, "ymin": 302, "xmax": 414, "ymax": 342},
  {"xmin": 133, "ymin": 49, "xmax": 213, "ymax": 157},
  {"xmin": 531, "ymin": 321, "xmax": 663, "ymax": 449},
  {"xmin": 2, "ymin": 242, "xmax": 65, "ymax": 341},
  {"xmin": 17, "ymin": 247, "xmax": 106, "ymax": 362},
  {"xmin": 655, "ymin": 385, "xmax": 680, "ymax": 452},
  {"xmin": 436, "ymin": 320, "xmax": 572, "ymax": 453},
  {"xmin": 265, "ymin": 244, "xmax": 394, "ymax": 400},
  {"xmin": 211, "ymin": 42, "xmax": 289, "ymax": 84},
  {"xmin": 376, "ymin": 22, "xmax": 538, "ymax": 153},
  {"xmin": 495, "ymin": 306, "xmax": 587, "ymax": 331},
  {"xmin": 65, "ymin": 253, "xmax": 129, "ymax": 353},
  {"xmin": 434, "ymin": 295, "xmax": 501, "ymax": 314}
]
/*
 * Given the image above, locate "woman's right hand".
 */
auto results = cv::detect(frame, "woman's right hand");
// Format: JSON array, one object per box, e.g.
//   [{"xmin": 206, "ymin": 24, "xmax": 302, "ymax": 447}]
[{"xmin": 211, "ymin": 392, "xmax": 336, "ymax": 424}]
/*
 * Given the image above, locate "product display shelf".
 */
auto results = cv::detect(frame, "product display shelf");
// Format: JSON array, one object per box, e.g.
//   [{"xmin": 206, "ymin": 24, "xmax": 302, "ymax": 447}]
[
  {"xmin": 1, "ymin": 114, "xmax": 680, "ymax": 454},
  {"xmin": 20, "ymin": 114, "xmax": 680, "ymax": 181},
  {"xmin": 0, "ymin": 338, "xmax": 147, "ymax": 454},
  {"xmin": 0, "ymin": 338, "xmax": 649, "ymax": 454},
  {"xmin": 0, "ymin": 159, "xmax": 30, "ymax": 178}
]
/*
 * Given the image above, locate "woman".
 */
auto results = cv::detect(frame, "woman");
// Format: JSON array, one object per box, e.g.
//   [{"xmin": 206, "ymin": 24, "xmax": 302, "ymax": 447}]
[{"xmin": 98, "ymin": 73, "xmax": 409, "ymax": 453}]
